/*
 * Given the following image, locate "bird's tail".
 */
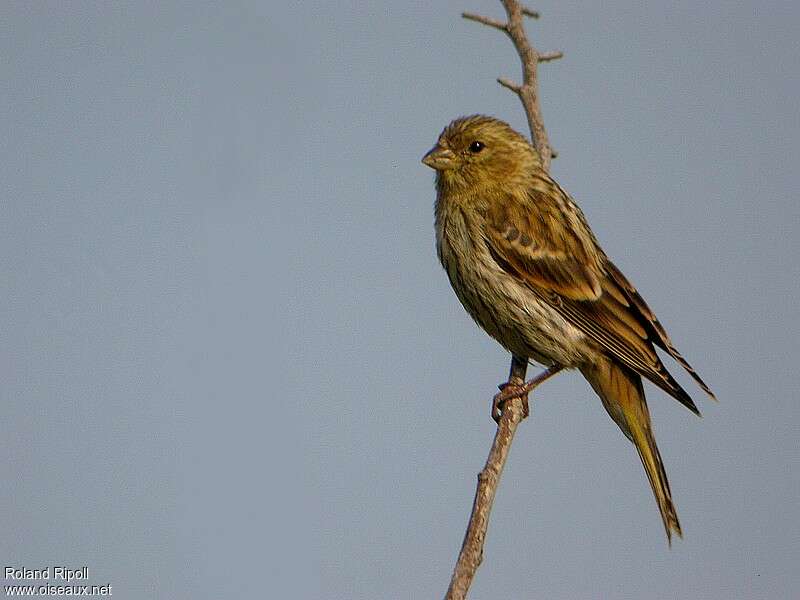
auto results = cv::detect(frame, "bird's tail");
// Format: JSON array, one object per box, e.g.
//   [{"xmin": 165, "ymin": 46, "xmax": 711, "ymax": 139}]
[{"xmin": 581, "ymin": 357, "xmax": 682, "ymax": 544}]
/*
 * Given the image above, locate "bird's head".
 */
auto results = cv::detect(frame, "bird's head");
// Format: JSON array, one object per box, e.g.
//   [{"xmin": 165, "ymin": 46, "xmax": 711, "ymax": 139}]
[{"xmin": 422, "ymin": 115, "xmax": 540, "ymax": 191}]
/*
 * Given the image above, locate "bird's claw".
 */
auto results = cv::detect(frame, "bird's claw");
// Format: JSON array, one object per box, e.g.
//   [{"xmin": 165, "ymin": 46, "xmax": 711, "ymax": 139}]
[{"xmin": 492, "ymin": 382, "xmax": 530, "ymax": 422}]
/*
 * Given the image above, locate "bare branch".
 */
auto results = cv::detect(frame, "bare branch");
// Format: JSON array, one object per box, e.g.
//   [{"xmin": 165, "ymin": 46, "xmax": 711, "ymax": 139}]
[
  {"xmin": 461, "ymin": 2, "xmax": 556, "ymax": 168},
  {"xmin": 444, "ymin": 383, "xmax": 524, "ymax": 600},
  {"xmin": 446, "ymin": 2, "xmax": 564, "ymax": 599},
  {"xmin": 501, "ymin": 0, "xmax": 553, "ymax": 169},
  {"xmin": 461, "ymin": 12, "xmax": 507, "ymax": 31},
  {"xmin": 497, "ymin": 77, "xmax": 522, "ymax": 93},
  {"xmin": 445, "ymin": 364, "xmax": 562, "ymax": 600},
  {"xmin": 538, "ymin": 50, "xmax": 564, "ymax": 62}
]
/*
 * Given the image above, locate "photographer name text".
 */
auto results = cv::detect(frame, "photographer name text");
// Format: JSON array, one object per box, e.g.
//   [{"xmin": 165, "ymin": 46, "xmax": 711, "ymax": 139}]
[{"xmin": 5, "ymin": 567, "xmax": 89, "ymax": 582}]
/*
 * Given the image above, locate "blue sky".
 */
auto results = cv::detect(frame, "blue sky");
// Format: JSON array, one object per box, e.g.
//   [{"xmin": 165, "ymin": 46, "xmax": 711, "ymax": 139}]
[{"xmin": 2, "ymin": 2, "xmax": 798, "ymax": 598}]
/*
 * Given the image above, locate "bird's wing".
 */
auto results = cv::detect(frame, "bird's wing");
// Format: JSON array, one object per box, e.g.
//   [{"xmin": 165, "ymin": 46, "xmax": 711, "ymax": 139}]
[
  {"xmin": 485, "ymin": 187, "xmax": 708, "ymax": 414},
  {"xmin": 603, "ymin": 260, "xmax": 716, "ymax": 399},
  {"xmin": 483, "ymin": 185, "xmax": 605, "ymax": 301}
]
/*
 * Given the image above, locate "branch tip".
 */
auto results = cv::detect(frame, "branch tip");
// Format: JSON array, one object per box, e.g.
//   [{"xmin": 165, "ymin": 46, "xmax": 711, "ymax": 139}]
[
  {"xmin": 538, "ymin": 51, "xmax": 564, "ymax": 62},
  {"xmin": 462, "ymin": 12, "xmax": 508, "ymax": 31},
  {"xmin": 497, "ymin": 77, "xmax": 522, "ymax": 93},
  {"xmin": 521, "ymin": 7, "xmax": 540, "ymax": 19}
]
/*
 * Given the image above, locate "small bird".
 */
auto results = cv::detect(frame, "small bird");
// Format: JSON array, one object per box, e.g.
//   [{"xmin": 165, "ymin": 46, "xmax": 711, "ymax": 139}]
[{"xmin": 422, "ymin": 115, "xmax": 714, "ymax": 543}]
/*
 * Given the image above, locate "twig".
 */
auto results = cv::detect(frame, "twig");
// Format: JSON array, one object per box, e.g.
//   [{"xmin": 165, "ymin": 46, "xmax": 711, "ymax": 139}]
[
  {"xmin": 538, "ymin": 50, "xmax": 564, "ymax": 62},
  {"xmin": 463, "ymin": 0, "xmax": 561, "ymax": 168},
  {"xmin": 444, "ymin": 3, "xmax": 562, "ymax": 599},
  {"xmin": 462, "ymin": 12, "xmax": 507, "ymax": 31},
  {"xmin": 521, "ymin": 7, "xmax": 540, "ymax": 19},
  {"xmin": 445, "ymin": 363, "xmax": 561, "ymax": 600}
]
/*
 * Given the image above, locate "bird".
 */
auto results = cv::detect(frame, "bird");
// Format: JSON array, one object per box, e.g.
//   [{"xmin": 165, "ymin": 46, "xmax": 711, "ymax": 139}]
[{"xmin": 421, "ymin": 114, "xmax": 715, "ymax": 543}]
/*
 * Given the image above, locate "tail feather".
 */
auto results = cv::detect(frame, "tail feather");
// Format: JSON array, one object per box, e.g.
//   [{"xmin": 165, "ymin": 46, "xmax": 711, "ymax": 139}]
[{"xmin": 581, "ymin": 357, "xmax": 682, "ymax": 544}]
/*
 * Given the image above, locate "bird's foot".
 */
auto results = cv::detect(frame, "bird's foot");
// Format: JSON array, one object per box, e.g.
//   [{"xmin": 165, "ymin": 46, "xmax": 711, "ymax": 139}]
[
  {"xmin": 491, "ymin": 365, "xmax": 565, "ymax": 423},
  {"xmin": 492, "ymin": 382, "xmax": 530, "ymax": 423}
]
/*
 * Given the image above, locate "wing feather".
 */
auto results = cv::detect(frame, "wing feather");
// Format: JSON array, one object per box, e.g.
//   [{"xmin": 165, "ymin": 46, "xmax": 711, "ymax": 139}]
[{"xmin": 485, "ymin": 187, "xmax": 712, "ymax": 414}]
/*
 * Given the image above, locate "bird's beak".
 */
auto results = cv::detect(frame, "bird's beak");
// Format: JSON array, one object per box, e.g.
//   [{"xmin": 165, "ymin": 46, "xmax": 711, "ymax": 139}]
[{"xmin": 421, "ymin": 145, "xmax": 456, "ymax": 171}]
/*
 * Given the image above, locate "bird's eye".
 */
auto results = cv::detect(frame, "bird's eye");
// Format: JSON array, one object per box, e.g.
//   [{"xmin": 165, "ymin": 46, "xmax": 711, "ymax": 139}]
[{"xmin": 468, "ymin": 141, "xmax": 485, "ymax": 153}]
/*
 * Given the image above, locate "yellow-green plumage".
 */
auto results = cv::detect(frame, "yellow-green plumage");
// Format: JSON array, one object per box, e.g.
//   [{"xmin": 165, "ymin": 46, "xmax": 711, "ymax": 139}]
[{"xmin": 423, "ymin": 115, "xmax": 714, "ymax": 542}]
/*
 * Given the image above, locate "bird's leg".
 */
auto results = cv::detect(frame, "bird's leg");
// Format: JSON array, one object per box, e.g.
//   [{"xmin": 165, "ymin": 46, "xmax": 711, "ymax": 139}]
[
  {"xmin": 492, "ymin": 354, "xmax": 530, "ymax": 422},
  {"xmin": 492, "ymin": 363, "xmax": 564, "ymax": 422}
]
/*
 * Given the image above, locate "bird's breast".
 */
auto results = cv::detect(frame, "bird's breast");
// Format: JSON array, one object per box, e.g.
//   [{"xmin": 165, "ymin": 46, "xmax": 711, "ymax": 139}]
[{"xmin": 435, "ymin": 197, "xmax": 593, "ymax": 367}]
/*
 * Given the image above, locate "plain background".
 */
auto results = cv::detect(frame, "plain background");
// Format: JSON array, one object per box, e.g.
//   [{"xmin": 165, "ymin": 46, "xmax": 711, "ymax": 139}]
[{"xmin": 2, "ymin": 1, "xmax": 798, "ymax": 598}]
